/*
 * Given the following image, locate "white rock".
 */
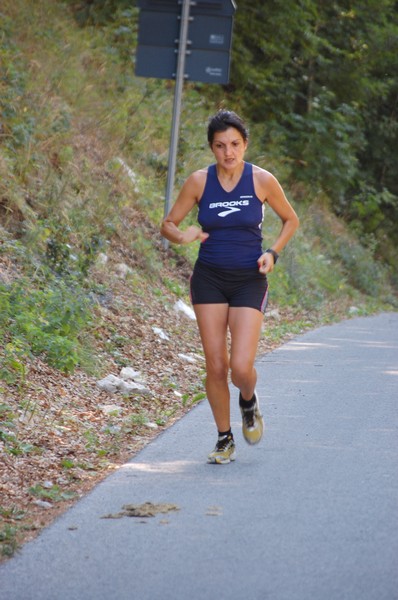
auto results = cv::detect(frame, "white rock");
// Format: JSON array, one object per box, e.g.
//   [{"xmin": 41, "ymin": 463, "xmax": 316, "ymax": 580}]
[
  {"xmin": 118, "ymin": 380, "xmax": 151, "ymax": 396},
  {"xmin": 349, "ymin": 306, "xmax": 360, "ymax": 315},
  {"xmin": 96, "ymin": 253, "xmax": 108, "ymax": 266},
  {"xmin": 144, "ymin": 422, "xmax": 158, "ymax": 430},
  {"xmin": 178, "ymin": 353, "xmax": 197, "ymax": 364},
  {"xmin": 174, "ymin": 299, "xmax": 196, "ymax": 320},
  {"xmin": 34, "ymin": 500, "xmax": 52, "ymax": 510},
  {"xmin": 96, "ymin": 374, "xmax": 122, "ymax": 393},
  {"xmin": 152, "ymin": 326, "xmax": 170, "ymax": 340},
  {"xmin": 120, "ymin": 367, "xmax": 142, "ymax": 381},
  {"xmin": 97, "ymin": 374, "xmax": 150, "ymax": 396},
  {"xmin": 114, "ymin": 262, "xmax": 133, "ymax": 278},
  {"xmin": 100, "ymin": 404, "xmax": 123, "ymax": 416}
]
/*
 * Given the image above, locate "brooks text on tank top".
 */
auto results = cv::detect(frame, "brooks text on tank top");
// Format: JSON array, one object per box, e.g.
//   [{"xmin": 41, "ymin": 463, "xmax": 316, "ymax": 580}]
[{"xmin": 197, "ymin": 162, "xmax": 264, "ymax": 269}]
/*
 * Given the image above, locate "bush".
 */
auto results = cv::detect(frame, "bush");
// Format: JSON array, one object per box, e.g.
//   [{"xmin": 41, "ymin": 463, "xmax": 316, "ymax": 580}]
[{"xmin": 0, "ymin": 277, "xmax": 94, "ymax": 378}]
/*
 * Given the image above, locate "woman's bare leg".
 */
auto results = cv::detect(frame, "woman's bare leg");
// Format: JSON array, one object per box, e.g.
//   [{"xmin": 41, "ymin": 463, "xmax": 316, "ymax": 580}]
[
  {"xmin": 228, "ymin": 307, "xmax": 264, "ymax": 400},
  {"xmin": 193, "ymin": 303, "xmax": 231, "ymax": 432}
]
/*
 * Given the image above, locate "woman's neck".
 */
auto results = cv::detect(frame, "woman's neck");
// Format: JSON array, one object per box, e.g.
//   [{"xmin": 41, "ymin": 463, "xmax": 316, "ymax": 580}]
[
  {"xmin": 215, "ymin": 161, "xmax": 245, "ymax": 192},
  {"xmin": 216, "ymin": 160, "xmax": 245, "ymax": 181}
]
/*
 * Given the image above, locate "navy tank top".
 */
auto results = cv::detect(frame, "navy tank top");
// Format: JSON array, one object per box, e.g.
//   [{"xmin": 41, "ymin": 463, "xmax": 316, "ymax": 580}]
[{"xmin": 197, "ymin": 162, "xmax": 264, "ymax": 269}]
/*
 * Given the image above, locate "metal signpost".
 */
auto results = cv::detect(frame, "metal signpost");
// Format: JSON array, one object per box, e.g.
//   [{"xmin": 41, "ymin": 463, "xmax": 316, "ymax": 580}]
[{"xmin": 135, "ymin": 0, "xmax": 237, "ymax": 248}]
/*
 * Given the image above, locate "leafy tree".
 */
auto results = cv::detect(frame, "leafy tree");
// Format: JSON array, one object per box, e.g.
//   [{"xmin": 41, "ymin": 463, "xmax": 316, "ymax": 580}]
[
  {"xmin": 230, "ymin": 0, "xmax": 398, "ymax": 264},
  {"xmin": 67, "ymin": 0, "xmax": 398, "ymax": 267}
]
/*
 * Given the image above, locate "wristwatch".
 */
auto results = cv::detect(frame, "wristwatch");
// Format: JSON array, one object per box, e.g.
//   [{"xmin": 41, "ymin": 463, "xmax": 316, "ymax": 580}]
[{"xmin": 265, "ymin": 248, "xmax": 279, "ymax": 264}]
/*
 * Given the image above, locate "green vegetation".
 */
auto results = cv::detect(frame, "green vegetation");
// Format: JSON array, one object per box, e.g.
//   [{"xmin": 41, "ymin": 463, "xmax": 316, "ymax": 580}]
[
  {"xmin": 28, "ymin": 484, "xmax": 77, "ymax": 503},
  {"xmin": 1, "ymin": 271, "xmax": 94, "ymax": 379},
  {"xmin": 70, "ymin": 1, "xmax": 398, "ymax": 273},
  {"xmin": 230, "ymin": 1, "xmax": 398, "ymax": 272},
  {"xmin": 1, "ymin": 0, "xmax": 396, "ymax": 386},
  {"xmin": 0, "ymin": 0, "xmax": 397, "ymax": 559},
  {"xmin": 0, "ymin": 0, "xmax": 396, "ymax": 382}
]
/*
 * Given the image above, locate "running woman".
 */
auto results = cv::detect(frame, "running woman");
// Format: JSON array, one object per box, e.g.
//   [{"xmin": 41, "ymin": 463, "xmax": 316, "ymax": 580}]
[{"xmin": 161, "ymin": 110, "xmax": 299, "ymax": 464}]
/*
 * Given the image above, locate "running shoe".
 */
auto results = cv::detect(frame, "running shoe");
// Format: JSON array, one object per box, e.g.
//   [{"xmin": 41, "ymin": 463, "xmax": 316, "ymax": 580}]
[
  {"xmin": 239, "ymin": 391, "xmax": 264, "ymax": 445},
  {"xmin": 207, "ymin": 434, "xmax": 236, "ymax": 464}
]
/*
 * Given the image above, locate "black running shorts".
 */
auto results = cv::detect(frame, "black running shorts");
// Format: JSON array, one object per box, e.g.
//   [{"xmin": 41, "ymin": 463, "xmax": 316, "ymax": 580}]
[{"xmin": 190, "ymin": 260, "xmax": 269, "ymax": 314}]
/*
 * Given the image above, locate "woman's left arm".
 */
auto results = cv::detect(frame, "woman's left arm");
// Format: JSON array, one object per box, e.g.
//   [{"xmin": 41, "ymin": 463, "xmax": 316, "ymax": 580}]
[{"xmin": 255, "ymin": 168, "xmax": 300, "ymax": 274}]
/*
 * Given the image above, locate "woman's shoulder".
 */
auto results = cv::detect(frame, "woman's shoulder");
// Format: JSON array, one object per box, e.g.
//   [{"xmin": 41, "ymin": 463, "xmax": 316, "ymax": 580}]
[
  {"xmin": 185, "ymin": 167, "xmax": 208, "ymax": 186},
  {"xmin": 190, "ymin": 167, "xmax": 209, "ymax": 180},
  {"xmin": 182, "ymin": 167, "xmax": 208, "ymax": 200},
  {"xmin": 251, "ymin": 163, "xmax": 273, "ymax": 177},
  {"xmin": 252, "ymin": 163, "xmax": 280, "ymax": 186},
  {"xmin": 251, "ymin": 164, "xmax": 280, "ymax": 200}
]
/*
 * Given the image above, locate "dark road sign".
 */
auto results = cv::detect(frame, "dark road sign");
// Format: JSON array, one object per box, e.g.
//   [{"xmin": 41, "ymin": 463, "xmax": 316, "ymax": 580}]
[{"xmin": 135, "ymin": 0, "xmax": 237, "ymax": 84}]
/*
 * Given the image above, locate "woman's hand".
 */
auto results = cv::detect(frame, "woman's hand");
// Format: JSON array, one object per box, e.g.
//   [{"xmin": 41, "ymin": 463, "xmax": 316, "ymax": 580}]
[
  {"xmin": 160, "ymin": 170, "xmax": 209, "ymax": 245},
  {"xmin": 181, "ymin": 226, "xmax": 209, "ymax": 244},
  {"xmin": 258, "ymin": 252, "xmax": 275, "ymax": 274}
]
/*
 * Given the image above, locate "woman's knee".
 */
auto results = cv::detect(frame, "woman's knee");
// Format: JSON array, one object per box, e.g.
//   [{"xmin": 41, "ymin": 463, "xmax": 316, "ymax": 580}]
[
  {"xmin": 230, "ymin": 361, "xmax": 254, "ymax": 388},
  {"xmin": 206, "ymin": 358, "xmax": 229, "ymax": 382}
]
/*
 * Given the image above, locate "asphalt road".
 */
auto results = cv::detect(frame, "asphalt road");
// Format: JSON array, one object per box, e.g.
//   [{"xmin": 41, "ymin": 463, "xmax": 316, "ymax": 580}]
[{"xmin": 1, "ymin": 313, "xmax": 398, "ymax": 600}]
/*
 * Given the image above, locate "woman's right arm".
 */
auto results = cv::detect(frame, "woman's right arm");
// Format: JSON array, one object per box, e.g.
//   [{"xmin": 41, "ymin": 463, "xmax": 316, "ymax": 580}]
[{"xmin": 160, "ymin": 170, "xmax": 209, "ymax": 244}]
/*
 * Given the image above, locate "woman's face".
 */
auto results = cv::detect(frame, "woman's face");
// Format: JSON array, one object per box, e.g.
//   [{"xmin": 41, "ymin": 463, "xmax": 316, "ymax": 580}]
[{"xmin": 210, "ymin": 127, "xmax": 248, "ymax": 170}]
